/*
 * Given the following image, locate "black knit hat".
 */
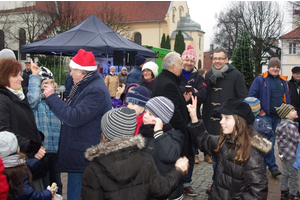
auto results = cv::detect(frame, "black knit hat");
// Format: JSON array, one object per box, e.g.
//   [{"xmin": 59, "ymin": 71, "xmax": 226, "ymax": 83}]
[
  {"xmin": 292, "ymin": 66, "xmax": 300, "ymax": 73},
  {"xmin": 214, "ymin": 98, "xmax": 255, "ymax": 124},
  {"xmin": 101, "ymin": 107, "xmax": 137, "ymax": 141}
]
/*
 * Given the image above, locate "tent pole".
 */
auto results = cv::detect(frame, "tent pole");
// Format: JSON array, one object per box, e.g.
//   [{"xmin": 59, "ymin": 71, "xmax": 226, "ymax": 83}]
[{"xmin": 59, "ymin": 53, "xmax": 62, "ymax": 85}]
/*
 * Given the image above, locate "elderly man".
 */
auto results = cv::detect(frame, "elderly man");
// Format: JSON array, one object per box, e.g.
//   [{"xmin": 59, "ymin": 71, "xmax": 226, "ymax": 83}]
[
  {"xmin": 249, "ymin": 57, "xmax": 290, "ymax": 177},
  {"xmin": 203, "ymin": 48, "xmax": 247, "ymax": 193},
  {"xmin": 288, "ymin": 66, "xmax": 300, "ymax": 131},
  {"xmin": 151, "ymin": 52, "xmax": 192, "ymax": 198},
  {"xmin": 43, "ymin": 49, "xmax": 112, "ymax": 200},
  {"xmin": 179, "ymin": 44, "xmax": 207, "ymax": 196}
]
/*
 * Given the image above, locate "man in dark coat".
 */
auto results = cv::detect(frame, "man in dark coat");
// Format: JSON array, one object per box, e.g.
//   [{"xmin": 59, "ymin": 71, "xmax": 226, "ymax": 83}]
[
  {"xmin": 179, "ymin": 44, "xmax": 207, "ymax": 196},
  {"xmin": 43, "ymin": 49, "xmax": 112, "ymax": 200},
  {"xmin": 126, "ymin": 55, "xmax": 146, "ymax": 86},
  {"xmin": 288, "ymin": 66, "xmax": 300, "ymax": 131},
  {"xmin": 151, "ymin": 52, "xmax": 192, "ymax": 159},
  {"xmin": 203, "ymin": 48, "xmax": 247, "ymax": 193}
]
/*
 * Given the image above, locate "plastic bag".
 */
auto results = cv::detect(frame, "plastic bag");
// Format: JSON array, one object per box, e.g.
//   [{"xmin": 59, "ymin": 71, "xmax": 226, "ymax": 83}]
[{"xmin": 47, "ymin": 185, "xmax": 63, "ymax": 200}]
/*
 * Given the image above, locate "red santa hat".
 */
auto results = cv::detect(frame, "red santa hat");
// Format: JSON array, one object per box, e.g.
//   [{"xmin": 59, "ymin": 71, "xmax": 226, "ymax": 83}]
[
  {"xmin": 181, "ymin": 44, "xmax": 197, "ymax": 61},
  {"xmin": 69, "ymin": 49, "xmax": 97, "ymax": 71}
]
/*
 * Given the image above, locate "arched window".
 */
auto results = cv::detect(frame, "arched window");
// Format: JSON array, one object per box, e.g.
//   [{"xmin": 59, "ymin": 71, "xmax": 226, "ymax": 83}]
[
  {"xmin": 0, "ymin": 30, "xmax": 4, "ymax": 50},
  {"xmin": 179, "ymin": 6, "xmax": 184, "ymax": 17},
  {"xmin": 172, "ymin": 7, "xmax": 177, "ymax": 23},
  {"xmin": 19, "ymin": 28, "xmax": 26, "ymax": 60},
  {"xmin": 134, "ymin": 32, "xmax": 141, "ymax": 45}
]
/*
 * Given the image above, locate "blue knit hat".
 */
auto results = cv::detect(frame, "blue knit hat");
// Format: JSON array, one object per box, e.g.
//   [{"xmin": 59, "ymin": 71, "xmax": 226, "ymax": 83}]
[
  {"xmin": 126, "ymin": 86, "xmax": 151, "ymax": 107},
  {"xmin": 135, "ymin": 55, "xmax": 146, "ymax": 66},
  {"xmin": 243, "ymin": 97, "xmax": 261, "ymax": 117},
  {"xmin": 145, "ymin": 96, "xmax": 174, "ymax": 124}
]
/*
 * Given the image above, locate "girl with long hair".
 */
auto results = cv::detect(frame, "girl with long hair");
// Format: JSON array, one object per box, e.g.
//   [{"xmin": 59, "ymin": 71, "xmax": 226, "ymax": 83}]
[{"xmin": 187, "ymin": 96, "xmax": 271, "ymax": 200}]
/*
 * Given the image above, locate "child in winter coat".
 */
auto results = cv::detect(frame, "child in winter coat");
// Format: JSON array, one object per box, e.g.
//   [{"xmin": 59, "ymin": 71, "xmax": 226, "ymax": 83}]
[
  {"xmin": 275, "ymin": 103, "xmax": 300, "ymax": 200},
  {"xmin": 80, "ymin": 107, "xmax": 189, "ymax": 200},
  {"xmin": 0, "ymin": 157, "xmax": 8, "ymax": 199},
  {"xmin": 0, "ymin": 131, "xmax": 55, "ymax": 200},
  {"xmin": 187, "ymin": 97, "xmax": 271, "ymax": 200},
  {"xmin": 140, "ymin": 96, "xmax": 185, "ymax": 200},
  {"xmin": 244, "ymin": 97, "xmax": 273, "ymax": 139},
  {"xmin": 111, "ymin": 83, "xmax": 138, "ymax": 108}
]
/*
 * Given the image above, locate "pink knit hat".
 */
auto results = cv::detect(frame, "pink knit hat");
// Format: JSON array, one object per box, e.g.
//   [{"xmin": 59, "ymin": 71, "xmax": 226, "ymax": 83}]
[
  {"xmin": 181, "ymin": 44, "xmax": 197, "ymax": 61},
  {"xmin": 69, "ymin": 49, "xmax": 97, "ymax": 71}
]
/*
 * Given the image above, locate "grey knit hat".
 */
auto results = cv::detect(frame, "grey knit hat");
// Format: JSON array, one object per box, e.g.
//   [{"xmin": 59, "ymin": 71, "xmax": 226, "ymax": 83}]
[
  {"xmin": 101, "ymin": 107, "xmax": 137, "ymax": 141},
  {"xmin": 145, "ymin": 96, "xmax": 174, "ymax": 124},
  {"xmin": 0, "ymin": 49, "xmax": 16, "ymax": 60},
  {"xmin": 0, "ymin": 131, "xmax": 18, "ymax": 158},
  {"xmin": 275, "ymin": 103, "xmax": 295, "ymax": 119}
]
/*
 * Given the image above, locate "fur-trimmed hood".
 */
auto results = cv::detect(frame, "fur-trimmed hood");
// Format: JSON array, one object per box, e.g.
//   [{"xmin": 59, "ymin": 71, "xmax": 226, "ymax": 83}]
[
  {"xmin": 85, "ymin": 134, "xmax": 145, "ymax": 161},
  {"xmin": 85, "ymin": 134, "xmax": 146, "ymax": 185},
  {"xmin": 251, "ymin": 134, "xmax": 272, "ymax": 154}
]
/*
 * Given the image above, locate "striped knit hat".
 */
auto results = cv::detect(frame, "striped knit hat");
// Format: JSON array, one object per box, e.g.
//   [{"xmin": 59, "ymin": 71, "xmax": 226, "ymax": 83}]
[
  {"xmin": 145, "ymin": 96, "xmax": 174, "ymax": 124},
  {"xmin": 243, "ymin": 97, "xmax": 261, "ymax": 117},
  {"xmin": 275, "ymin": 103, "xmax": 295, "ymax": 119},
  {"xmin": 101, "ymin": 107, "xmax": 137, "ymax": 141}
]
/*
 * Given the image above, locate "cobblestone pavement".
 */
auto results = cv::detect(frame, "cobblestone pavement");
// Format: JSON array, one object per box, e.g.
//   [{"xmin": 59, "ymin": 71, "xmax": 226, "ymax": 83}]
[{"xmin": 60, "ymin": 144, "xmax": 300, "ymax": 200}]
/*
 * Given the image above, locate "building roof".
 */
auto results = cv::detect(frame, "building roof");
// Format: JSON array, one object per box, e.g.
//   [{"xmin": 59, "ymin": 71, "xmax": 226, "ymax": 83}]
[
  {"xmin": 279, "ymin": 26, "xmax": 300, "ymax": 39},
  {"xmin": 35, "ymin": 1, "xmax": 171, "ymax": 22}
]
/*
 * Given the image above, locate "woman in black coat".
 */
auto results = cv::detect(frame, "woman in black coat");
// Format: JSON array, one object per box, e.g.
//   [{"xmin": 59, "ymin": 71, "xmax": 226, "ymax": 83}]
[
  {"xmin": 0, "ymin": 58, "xmax": 46, "ymax": 190},
  {"xmin": 187, "ymin": 97, "xmax": 270, "ymax": 200}
]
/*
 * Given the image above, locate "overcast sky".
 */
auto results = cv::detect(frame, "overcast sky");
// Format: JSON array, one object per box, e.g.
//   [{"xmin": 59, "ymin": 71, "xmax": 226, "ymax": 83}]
[{"xmin": 187, "ymin": 1, "xmax": 292, "ymax": 52}]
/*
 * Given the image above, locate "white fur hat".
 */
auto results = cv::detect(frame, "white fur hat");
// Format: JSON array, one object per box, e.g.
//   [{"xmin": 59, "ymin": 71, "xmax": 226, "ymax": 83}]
[{"xmin": 142, "ymin": 61, "xmax": 159, "ymax": 77}]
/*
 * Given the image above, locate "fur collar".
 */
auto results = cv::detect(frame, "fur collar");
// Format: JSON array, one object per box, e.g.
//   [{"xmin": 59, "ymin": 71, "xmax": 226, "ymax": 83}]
[
  {"xmin": 251, "ymin": 134, "xmax": 272, "ymax": 153},
  {"xmin": 85, "ymin": 134, "xmax": 145, "ymax": 161}
]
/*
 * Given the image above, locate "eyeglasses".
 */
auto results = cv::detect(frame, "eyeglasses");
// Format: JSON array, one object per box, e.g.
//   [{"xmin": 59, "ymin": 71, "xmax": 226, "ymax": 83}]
[{"xmin": 212, "ymin": 57, "xmax": 227, "ymax": 61}]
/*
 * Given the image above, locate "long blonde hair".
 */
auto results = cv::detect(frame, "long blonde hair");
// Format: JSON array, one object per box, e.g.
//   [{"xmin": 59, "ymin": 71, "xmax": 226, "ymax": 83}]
[{"xmin": 215, "ymin": 115, "xmax": 252, "ymax": 165}]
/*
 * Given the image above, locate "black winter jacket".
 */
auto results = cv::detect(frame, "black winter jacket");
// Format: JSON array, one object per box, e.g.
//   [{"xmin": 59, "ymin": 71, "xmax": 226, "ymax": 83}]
[
  {"xmin": 203, "ymin": 65, "xmax": 247, "ymax": 135},
  {"xmin": 151, "ymin": 69, "xmax": 192, "ymax": 157},
  {"xmin": 0, "ymin": 87, "xmax": 43, "ymax": 156},
  {"xmin": 179, "ymin": 68, "xmax": 207, "ymax": 119},
  {"xmin": 189, "ymin": 120, "xmax": 270, "ymax": 200},
  {"xmin": 80, "ymin": 135, "xmax": 184, "ymax": 200},
  {"xmin": 288, "ymin": 78, "xmax": 300, "ymax": 124},
  {"xmin": 141, "ymin": 124, "xmax": 184, "ymax": 199}
]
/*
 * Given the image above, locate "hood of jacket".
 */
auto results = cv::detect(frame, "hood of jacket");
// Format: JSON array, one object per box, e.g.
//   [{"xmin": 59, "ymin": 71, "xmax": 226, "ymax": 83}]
[
  {"xmin": 251, "ymin": 134, "xmax": 272, "ymax": 154},
  {"xmin": 85, "ymin": 135, "xmax": 145, "ymax": 184}
]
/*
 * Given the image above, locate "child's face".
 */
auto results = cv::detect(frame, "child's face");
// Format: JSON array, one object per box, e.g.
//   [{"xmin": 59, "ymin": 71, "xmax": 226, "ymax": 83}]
[
  {"xmin": 220, "ymin": 114, "xmax": 235, "ymax": 134},
  {"xmin": 143, "ymin": 109, "xmax": 156, "ymax": 125},
  {"xmin": 41, "ymin": 79, "xmax": 55, "ymax": 89},
  {"xmin": 285, "ymin": 109, "xmax": 298, "ymax": 120},
  {"xmin": 127, "ymin": 102, "xmax": 144, "ymax": 116}
]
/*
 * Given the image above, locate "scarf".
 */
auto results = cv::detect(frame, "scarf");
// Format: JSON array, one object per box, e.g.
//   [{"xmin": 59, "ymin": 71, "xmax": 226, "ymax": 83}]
[
  {"xmin": 210, "ymin": 64, "xmax": 229, "ymax": 85},
  {"xmin": 2, "ymin": 154, "xmax": 26, "ymax": 168},
  {"xmin": 5, "ymin": 86, "xmax": 25, "ymax": 100},
  {"xmin": 182, "ymin": 69, "xmax": 193, "ymax": 82},
  {"xmin": 139, "ymin": 123, "xmax": 173, "ymax": 138},
  {"xmin": 66, "ymin": 71, "xmax": 95, "ymax": 105}
]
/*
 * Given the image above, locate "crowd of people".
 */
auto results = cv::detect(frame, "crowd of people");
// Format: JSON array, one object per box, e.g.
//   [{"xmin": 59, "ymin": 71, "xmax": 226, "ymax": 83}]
[{"xmin": 0, "ymin": 44, "xmax": 299, "ymax": 200}]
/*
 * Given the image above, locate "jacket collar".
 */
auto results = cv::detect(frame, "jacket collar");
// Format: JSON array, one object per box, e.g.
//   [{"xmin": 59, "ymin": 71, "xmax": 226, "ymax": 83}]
[
  {"xmin": 262, "ymin": 71, "xmax": 287, "ymax": 81},
  {"xmin": 85, "ymin": 134, "xmax": 145, "ymax": 161},
  {"xmin": 161, "ymin": 69, "xmax": 182, "ymax": 83}
]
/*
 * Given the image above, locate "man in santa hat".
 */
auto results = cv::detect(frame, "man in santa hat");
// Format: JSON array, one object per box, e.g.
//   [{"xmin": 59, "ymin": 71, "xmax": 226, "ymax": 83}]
[{"xmin": 43, "ymin": 49, "xmax": 112, "ymax": 200}]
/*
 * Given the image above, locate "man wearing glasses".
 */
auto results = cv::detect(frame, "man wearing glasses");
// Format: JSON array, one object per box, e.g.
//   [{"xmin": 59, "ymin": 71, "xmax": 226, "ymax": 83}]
[{"xmin": 202, "ymin": 48, "xmax": 247, "ymax": 194}]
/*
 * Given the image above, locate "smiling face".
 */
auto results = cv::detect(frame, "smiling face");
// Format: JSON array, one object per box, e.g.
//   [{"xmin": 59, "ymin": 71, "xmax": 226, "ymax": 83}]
[
  {"xmin": 220, "ymin": 114, "xmax": 235, "ymax": 134},
  {"xmin": 182, "ymin": 59, "xmax": 195, "ymax": 72},
  {"xmin": 143, "ymin": 109, "xmax": 156, "ymax": 125},
  {"xmin": 293, "ymin": 72, "xmax": 300, "ymax": 81},
  {"xmin": 41, "ymin": 79, "xmax": 55, "ymax": 89},
  {"xmin": 9, "ymin": 72, "xmax": 23, "ymax": 90},
  {"xmin": 110, "ymin": 67, "xmax": 116, "ymax": 74},
  {"xmin": 268, "ymin": 66, "xmax": 280, "ymax": 77},
  {"xmin": 212, "ymin": 52, "xmax": 228, "ymax": 69},
  {"xmin": 142, "ymin": 69, "xmax": 154, "ymax": 81}
]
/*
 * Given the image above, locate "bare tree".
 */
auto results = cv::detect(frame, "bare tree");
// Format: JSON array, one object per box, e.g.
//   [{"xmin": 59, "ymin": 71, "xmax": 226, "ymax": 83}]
[
  {"xmin": 213, "ymin": 1, "xmax": 283, "ymax": 74},
  {"xmin": 94, "ymin": 2, "xmax": 132, "ymax": 38}
]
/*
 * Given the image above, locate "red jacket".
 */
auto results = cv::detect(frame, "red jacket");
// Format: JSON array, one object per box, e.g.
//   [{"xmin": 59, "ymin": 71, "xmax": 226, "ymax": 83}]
[{"xmin": 0, "ymin": 157, "xmax": 8, "ymax": 200}]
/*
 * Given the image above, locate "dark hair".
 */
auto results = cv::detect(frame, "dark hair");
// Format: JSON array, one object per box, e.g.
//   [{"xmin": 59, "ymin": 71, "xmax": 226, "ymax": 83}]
[
  {"xmin": 198, "ymin": 68, "xmax": 207, "ymax": 76},
  {"xmin": 215, "ymin": 115, "xmax": 251, "ymax": 166},
  {"xmin": 213, "ymin": 49, "xmax": 228, "ymax": 58},
  {"xmin": 142, "ymin": 69, "xmax": 155, "ymax": 80},
  {"xmin": 0, "ymin": 58, "xmax": 22, "ymax": 88},
  {"xmin": 3, "ymin": 153, "xmax": 31, "ymax": 200}
]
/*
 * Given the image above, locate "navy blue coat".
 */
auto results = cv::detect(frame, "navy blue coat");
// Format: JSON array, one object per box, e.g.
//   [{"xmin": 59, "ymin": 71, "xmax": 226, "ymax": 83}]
[{"xmin": 45, "ymin": 72, "xmax": 112, "ymax": 172}]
